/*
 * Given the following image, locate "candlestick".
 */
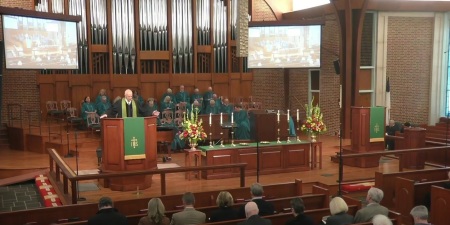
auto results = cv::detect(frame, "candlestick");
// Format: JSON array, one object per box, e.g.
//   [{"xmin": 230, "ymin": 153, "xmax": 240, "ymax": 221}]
[
  {"xmin": 220, "ymin": 113, "xmax": 223, "ymax": 125},
  {"xmin": 209, "ymin": 125, "xmax": 214, "ymax": 148},
  {"xmin": 231, "ymin": 112, "xmax": 234, "ymax": 124},
  {"xmin": 231, "ymin": 126, "xmax": 236, "ymax": 146},
  {"xmin": 287, "ymin": 109, "xmax": 290, "ymax": 122},
  {"xmin": 297, "ymin": 109, "xmax": 299, "ymax": 122},
  {"xmin": 209, "ymin": 113, "xmax": 212, "ymax": 125},
  {"xmin": 277, "ymin": 110, "xmax": 280, "ymax": 122},
  {"xmin": 297, "ymin": 120, "xmax": 301, "ymax": 142},
  {"xmin": 220, "ymin": 130, "xmax": 225, "ymax": 147},
  {"xmin": 277, "ymin": 120, "xmax": 281, "ymax": 143}
]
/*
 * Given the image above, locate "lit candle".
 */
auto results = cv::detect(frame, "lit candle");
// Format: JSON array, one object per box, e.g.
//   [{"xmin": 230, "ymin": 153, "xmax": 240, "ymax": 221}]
[
  {"xmin": 231, "ymin": 112, "xmax": 234, "ymax": 124},
  {"xmin": 209, "ymin": 113, "xmax": 212, "ymax": 125},
  {"xmin": 297, "ymin": 109, "xmax": 299, "ymax": 122},
  {"xmin": 287, "ymin": 109, "xmax": 290, "ymax": 122},
  {"xmin": 277, "ymin": 110, "xmax": 280, "ymax": 122},
  {"xmin": 220, "ymin": 113, "xmax": 223, "ymax": 125}
]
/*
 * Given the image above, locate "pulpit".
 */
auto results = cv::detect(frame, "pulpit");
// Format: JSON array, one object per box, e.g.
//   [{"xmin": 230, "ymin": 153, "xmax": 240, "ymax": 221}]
[
  {"xmin": 400, "ymin": 127, "xmax": 426, "ymax": 169},
  {"xmin": 101, "ymin": 117, "xmax": 157, "ymax": 191}
]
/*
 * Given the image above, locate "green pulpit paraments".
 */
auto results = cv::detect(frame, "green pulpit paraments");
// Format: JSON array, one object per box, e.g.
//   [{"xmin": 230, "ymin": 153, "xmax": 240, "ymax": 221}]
[
  {"xmin": 124, "ymin": 117, "xmax": 146, "ymax": 160},
  {"xmin": 370, "ymin": 107, "xmax": 385, "ymax": 142}
]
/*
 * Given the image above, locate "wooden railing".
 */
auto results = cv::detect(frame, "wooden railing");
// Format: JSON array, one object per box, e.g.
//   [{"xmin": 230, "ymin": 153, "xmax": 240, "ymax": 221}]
[
  {"xmin": 47, "ymin": 148, "xmax": 247, "ymax": 204},
  {"xmin": 337, "ymin": 145, "xmax": 450, "ymax": 173}
]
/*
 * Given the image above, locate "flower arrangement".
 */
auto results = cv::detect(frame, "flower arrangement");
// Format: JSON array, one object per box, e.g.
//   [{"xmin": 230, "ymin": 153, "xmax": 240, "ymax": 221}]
[
  {"xmin": 179, "ymin": 106, "xmax": 207, "ymax": 149},
  {"xmin": 301, "ymin": 98, "xmax": 327, "ymax": 135}
]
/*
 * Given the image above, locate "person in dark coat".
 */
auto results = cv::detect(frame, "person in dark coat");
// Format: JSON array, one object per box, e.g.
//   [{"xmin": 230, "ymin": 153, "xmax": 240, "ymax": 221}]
[
  {"xmin": 101, "ymin": 89, "xmax": 159, "ymax": 118},
  {"xmin": 87, "ymin": 197, "xmax": 127, "ymax": 225},
  {"xmin": 324, "ymin": 197, "xmax": 353, "ymax": 225},
  {"xmin": 285, "ymin": 197, "xmax": 314, "ymax": 225},
  {"xmin": 237, "ymin": 202, "xmax": 272, "ymax": 225},
  {"xmin": 238, "ymin": 183, "xmax": 275, "ymax": 218},
  {"xmin": 209, "ymin": 191, "xmax": 239, "ymax": 222}
]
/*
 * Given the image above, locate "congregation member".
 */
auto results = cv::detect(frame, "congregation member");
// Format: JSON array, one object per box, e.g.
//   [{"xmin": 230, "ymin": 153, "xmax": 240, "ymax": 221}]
[
  {"xmin": 191, "ymin": 88, "xmax": 203, "ymax": 104},
  {"xmin": 354, "ymin": 187, "xmax": 389, "ymax": 223},
  {"xmin": 138, "ymin": 198, "xmax": 170, "ymax": 225},
  {"xmin": 204, "ymin": 99, "xmax": 220, "ymax": 114},
  {"xmin": 161, "ymin": 88, "xmax": 177, "ymax": 104},
  {"xmin": 203, "ymin": 86, "xmax": 214, "ymax": 110},
  {"xmin": 175, "ymin": 85, "xmax": 190, "ymax": 104},
  {"xmin": 96, "ymin": 95, "xmax": 111, "ymax": 116},
  {"xmin": 237, "ymin": 202, "xmax": 272, "ymax": 225},
  {"xmin": 88, "ymin": 197, "xmax": 127, "ymax": 225},
  {"xmin": 285, "ymin": 197, "xmax": 314, "ymax": 225},
  {"xmin": 170, "ymin": 192, "xmax": 205, "ymax": 225},
  {"xmin": 372, "ymin": 215, "xmax": 392, "ymax": 225},
  {"xmin": 101, "ymin": 89, "xmax": 158, "ymax": 118},
  {"xmin": 133, "ymin": 89, "xmax": 145, "ymax": 106},
  {"xmin": 238, "ymin": 183, "xmax": 275, "ymax": 218},
  {"xmin": 160, "ymin": 96, "xmax": 176, "ymax": 112},
  {"xmin": 95, "ymin": 88, "xmax": 111, "ymax": 105},
  {"xmin": 81, "ymin": 96, "xmax": 96, "ymax": 121},
  {"xmin": 234, "ymin": 104, "xmax": 251, "ymax": 140},
  {"xmin": 324, "ymin": 196, "xmax": 353, "ymax": 225},
  {"xmin": 209, "ymin": 191, "xmax": 239, "ymax": 222},
  {"xmin": 410, "ymin": 205, "xmax": 431, "ymax": 225},
  {"xmin": 220, "ymin": 98, "xmax": 233, "ymax": 114}
]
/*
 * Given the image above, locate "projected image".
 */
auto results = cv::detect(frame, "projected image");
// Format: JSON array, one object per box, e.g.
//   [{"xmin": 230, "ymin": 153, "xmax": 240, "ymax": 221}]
[
  {"xmin": 248, "ymin": 25, "xmax": 321, "ymax": 69},
  {"xmin": 2, "ymin": 15, "xmax": 79, "ymax": 69}
]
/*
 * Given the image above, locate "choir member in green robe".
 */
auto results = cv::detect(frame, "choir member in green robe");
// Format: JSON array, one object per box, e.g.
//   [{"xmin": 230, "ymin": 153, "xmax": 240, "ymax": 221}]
[
  {"xmin": 220, "ymin": 98, "xmax": 233, "ymax": 114},
  {"xmin": 161, "ymin": 88, "xmax": 177, "ymax": 104},
  {"xmin": 204, "ymin": 99, "xmax": 220, "ymax": 114},
  {"xmin": 160, "ymin": 96, "xmax": 175, "ymax": 112},
  {"xmin": 96, "ymin": 96, "xmax": 111, "ymax": 116},
  {"xmin": 95, "ymin": 89, "xmax": 111, "ymax": 105},
  {"xmin": 175, "ymin": 85, "xmax": 190, "ymax": 104},
  {"xmin": 212, "ymin": 94, "xmax": 222, "ymax": 109},
  {"xmin": 190, "ymin": 100, "xmax": 202, "ymax": 115},
  {"xmin": 144, "ymin": 98, "xmax": 159, "ymax": 117},
  {"xmin": 133, "ymin": 90, "xmax": 145, "ymax": 106},
  {"xmin": 233, "ymin": 104, "xmax": 250, "ymax": 140},
  {"xmin": 191, "ymin": 88, "xmax": 203, "ymax": 104},
  {"xmin": 81, "ymin": 96, "xmax": 97, "ymax": 121},
  {"xmin": 203, "ymin": 86, "xmax": 214, "ymax": 110}
]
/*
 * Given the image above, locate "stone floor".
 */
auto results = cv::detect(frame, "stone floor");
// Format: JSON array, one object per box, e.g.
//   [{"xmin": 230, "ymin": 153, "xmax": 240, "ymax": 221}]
[{"xmin": 0, "ymin": 180, "xmax": 43, "ymax": 212}]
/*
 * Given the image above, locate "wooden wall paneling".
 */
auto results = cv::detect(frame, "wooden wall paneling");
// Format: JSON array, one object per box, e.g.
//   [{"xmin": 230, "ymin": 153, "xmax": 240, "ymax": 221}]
[
  {"xmin": 39, "ymin": 83, "xmax": 56, "ymax": 118},
  {"xmin": 358, "ymin": 93, "xmax": 371, "ymax": 107},
  {"xmin": 359, "ymin": 69, "xmax": 372, "ymax": 90},
  {"xmin": 111, "ymin": 75, "xmax": 139, "ymax": 88},
  {"xmin": 171, "ymin": 74, "xmax": 196, "ymax": 87},
  {"xmin": 229, "ymin": 79, "xmax": 241, "ymax": 100},
  {"xmin": 140, "ymin": 83, "xmax": 157, "ymax": 101},
  {"xmin": 69, "ymin": 74, "xmax": 91, "ymax": 87},
  {"xmin": 71, "ymin": 86, "xmax": 94, "ymax": 110},
  {"xmin": 155, "ymin": 82, "xmax": 170, "ymax": 102},
  {"xmin": 92, "ymin": 81, "xmax": 111, "ymax": 99},
  {"xmin": 54, "ymin": 81, "xmax": 70, "ymax": 102}
]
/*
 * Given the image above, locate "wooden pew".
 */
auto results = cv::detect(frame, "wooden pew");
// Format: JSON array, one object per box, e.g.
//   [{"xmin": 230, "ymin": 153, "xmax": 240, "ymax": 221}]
[
  {"xmin": 0, "ymin": 179, "xmax": 302, "ymax": 225},
  {"xmin": 394, "ymin": 177, "xmax": 448, "ymax": 225},
  {"xmin": 430, "ymin": 185, "xmax": 450, "ymax": 225},
  {"xmin": 374, "ymin": 168, "xmax": 450, "ymax": 208}
]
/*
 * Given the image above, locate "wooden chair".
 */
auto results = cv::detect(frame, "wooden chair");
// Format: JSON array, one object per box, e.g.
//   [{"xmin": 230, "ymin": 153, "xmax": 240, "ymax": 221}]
[
  {"xmin": 66, "ymin": 107, "xmax": 83, "ymax": 131},
  {"xmin": 160, "ymin": 109, "xmax": 174, "ymax": 126},
  {"xmin": 177, "ymin": 102, "xmax": 187, "ymax": 111},
  {"xmin": 86, "ymin": 112, "xmax": 101, "ymax": 135},
  {"xmin": 60, "ymin": 100, "xmax": 72, "ymax": 113},
  {"xmin": 46, "ymin": 100, "xmax": 64, "ymax": 122}
]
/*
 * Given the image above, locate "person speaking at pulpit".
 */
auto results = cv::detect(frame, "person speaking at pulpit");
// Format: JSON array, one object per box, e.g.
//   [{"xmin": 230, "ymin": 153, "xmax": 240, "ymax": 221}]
[{"xmin": 100, "ymin": 89, "xmax": 159, "ymax": 118}]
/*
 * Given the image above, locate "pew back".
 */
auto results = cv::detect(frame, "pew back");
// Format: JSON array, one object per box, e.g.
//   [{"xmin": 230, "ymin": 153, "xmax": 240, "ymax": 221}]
[{"xmin": 430, "ymin": 185, "xmax": 450, "ymax": 225}]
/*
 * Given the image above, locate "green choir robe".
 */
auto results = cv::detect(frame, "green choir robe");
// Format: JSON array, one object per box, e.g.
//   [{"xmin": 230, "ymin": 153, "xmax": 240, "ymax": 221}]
[
  {"xmin": 95, "ymin": 95, "xmax": 111, "ymax": 105},
  {"xmin": 81, "ymin": 102, "xmax": 96, "ymax": 120},
  {"xmin": 175, "ymin": 91, "xmax": 190, "ymax": 103},
  {"xmin": 161, "ymin": 93, "xmax": 177, "ymax": 104},
  {"xmin": 221, "ymin": 104, "xmax": 233, "ymax": 114},
  {"xmin": 234, "ymin": 110, "xmax": 250, "ymax": 140},
  {"xmin": 204, "ymin": 104, "xmax": 220, "ymax": 115},
  {"xmin": 160, "ymin": 101, "xmax": 176, "ymax": 112},
  {"xmin": 191, "ymin": 93, "xmax": 203, "ymax": 104},
  {"xmin": 96, "ymin": 101, "xmax": 111, "ymax": 116},
  {"xmin": 203, "ymin": 91, "xmax": 214, "ymax": 109}
]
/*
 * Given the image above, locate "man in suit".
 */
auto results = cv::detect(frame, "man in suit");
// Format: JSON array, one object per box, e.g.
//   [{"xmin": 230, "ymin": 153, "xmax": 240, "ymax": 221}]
[
  {"xmin": 237, "ymin": 202, "xmax": 272, "ymax": 225},
  {"xmin": 238, "ymin": 183, "xmax": 275, "ymax": 218},
  {"xmin": 385, "ymin": 119, "xmax": 402, "ymax": 150},
  {"xmin": 101, "ymin": 89, "xmax": 159, "ymax": 118},
  {"xmin": 170, "ymin": 192, "xmax": 206, "ymax": 225},
  {"xmin": 87, "ymin": 197, "xmax": 127, "ymax": 225},
  {"xmin": 353, "ymin": 187, "xmax": 389, "ymax": 223},
  {"xmin": 410, "ymin": 205, "xmax": 430, "ymax": 225}
]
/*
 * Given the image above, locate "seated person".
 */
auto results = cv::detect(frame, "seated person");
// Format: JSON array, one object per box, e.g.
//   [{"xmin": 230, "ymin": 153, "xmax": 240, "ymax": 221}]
[
  {"xmin": 96, "ymin": 96, "xmax": 111, "ymax": 116},
  {"xmin": 160, "ymin": 96, "xmax": 175, "ymax": 112},
  {"xmin": 203, "ymin": 86, "xmax": 214, "ymax": 110},
  {"xmin": 410, "ymin": 205, "xmax": 430, "ymax": 225},
  {"xmin": 175, "ymin": 85, "xmax": 190, "ymax": 104},
  {"xmin": 234, "ymin": 104, "xmax": 250, "ymax": 140},
  {"xmin": 190, "ymin": 100, "xmax": 202, "ymax": 115},
  {"xmin": 285, "ymin": 197, "xmax": 314, "ymax": 225},
  {"xmin": 138, "ymin": 198, "xmax": 170, "ymax": 225},
  {"xmin": 88, "ymin": 197, "xmax": 127, "ymax": 225},
  {"xmin": 238, "ymin": 183, "xmax": 275, "ymax": 218},
  {"xmin": 170, "ymin": 192, "xmax": 206, "ymax": 225},
  {"xmin": 81, "ymin": 96, "xmax": 97, "ymax": 121},
  {"xmin": 161, "ymin": 88, "xmax": 176, "ymax": 104},
  {"xmin": 353, "ymin": 187, "xmax": 389, "ymax": 223},
  {"xmin": 190, "ymin": 88, "xmax": 202, "ymax": 104},
  {"xmin": 204, "ymin": 99, "xmax": 220, "ymax": 114},
  {"xmin": 385, "ymin": 119, "xmax": 402, "ymax": 150},
  {"xmin": 95, "ymin": 88, "xmax": 111, "ymax": 105},
  {"xmin": 220, "ymin": 98, "xmax": 233, "ymax": 114},
  {"xmin": 371, "ymin": 215, "xmax": 392, "ymax": 225},
  {"xmin": 238, "ymin": 202, "xmax": 272, "ymax": 225},
  {"xmin": 144, "ymin": 98, "xmax": 159, "ymax": 117},
  {"xmin": 209, "ymin": 191, "xmax": 238, "ymax": 222},
  {"xmin": 324, "ymin": 196, "xmax": 353, "ymax": 225},
  {"xmin": 212, "ymin": 94, "xmax": 222, "ymax": 108},
  {"xmin": 133, "ymin": 90, "xmax": 145, "ymax": 106}
]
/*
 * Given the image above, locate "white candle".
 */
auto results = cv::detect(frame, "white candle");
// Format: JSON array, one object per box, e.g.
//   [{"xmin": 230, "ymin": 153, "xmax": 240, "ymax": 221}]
[
  {"xmin": 287, "ymin": 109, "xmax": 290, "ymax": 122},
  {"xmin": 231, "ymin": 113, "xmax": 234, "ymax": 124},
  {"xmin": 220, "ymin": 113, "xmax": 223, "ymax": 125},
  {"xmin": 277, "ymin": 110, "xmax": 280, "ymax": 122},
  {"xmin": 297, "ymin": 109, "xmax": 299, "ymax": 122},
  {"xmin": 209, "ymin": 113, "xmax": 212, "ymax": 125}
]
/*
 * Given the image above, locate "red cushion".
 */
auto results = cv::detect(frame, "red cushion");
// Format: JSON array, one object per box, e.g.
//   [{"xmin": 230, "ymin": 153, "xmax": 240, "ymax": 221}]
[{"xmin": 342, "ymin": 182, "xmax": 374, "ymax": 192}]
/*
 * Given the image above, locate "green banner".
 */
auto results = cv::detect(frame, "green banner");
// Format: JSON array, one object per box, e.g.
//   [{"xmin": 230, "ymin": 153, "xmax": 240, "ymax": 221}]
[
  {"xmin": 124, "ymin": 117, "xmax": 146, "ymax": 160},
  {"xmin": 370, "ymin": 107, "xmax": 385, "ymax": 142}
]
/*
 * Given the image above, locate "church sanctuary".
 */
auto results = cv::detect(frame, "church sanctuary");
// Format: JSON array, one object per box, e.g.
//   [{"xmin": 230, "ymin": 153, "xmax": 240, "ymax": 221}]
[{"xmin": 1, "ymin": 0, "xmax": 450, "ymax": 224}]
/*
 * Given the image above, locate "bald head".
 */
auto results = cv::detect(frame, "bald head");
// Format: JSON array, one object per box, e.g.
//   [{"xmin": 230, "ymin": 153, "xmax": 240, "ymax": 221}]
[
  {"xmin": 244, "ymin": 202, "xmax": 259, "ymax": 218},
  {"xmin": 124, "ymin": 89, "xmax": 133, "ymax": 102}
]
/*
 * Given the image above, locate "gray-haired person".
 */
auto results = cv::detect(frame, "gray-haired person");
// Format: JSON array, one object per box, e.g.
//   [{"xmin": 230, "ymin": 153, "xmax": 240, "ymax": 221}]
[{"xmin": 354, "ymin": 187, "xmax": 389, "ymax": 223}]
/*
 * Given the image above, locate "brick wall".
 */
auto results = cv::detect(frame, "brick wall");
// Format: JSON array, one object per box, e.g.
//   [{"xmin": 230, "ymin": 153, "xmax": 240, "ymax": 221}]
[
  {"xmin": 0, "ymin": 0, "xmax": 39, "ymax": 123},
  {"xmin": 386, "ymin": 16, "xmax": 433, "ymax": 125}
]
